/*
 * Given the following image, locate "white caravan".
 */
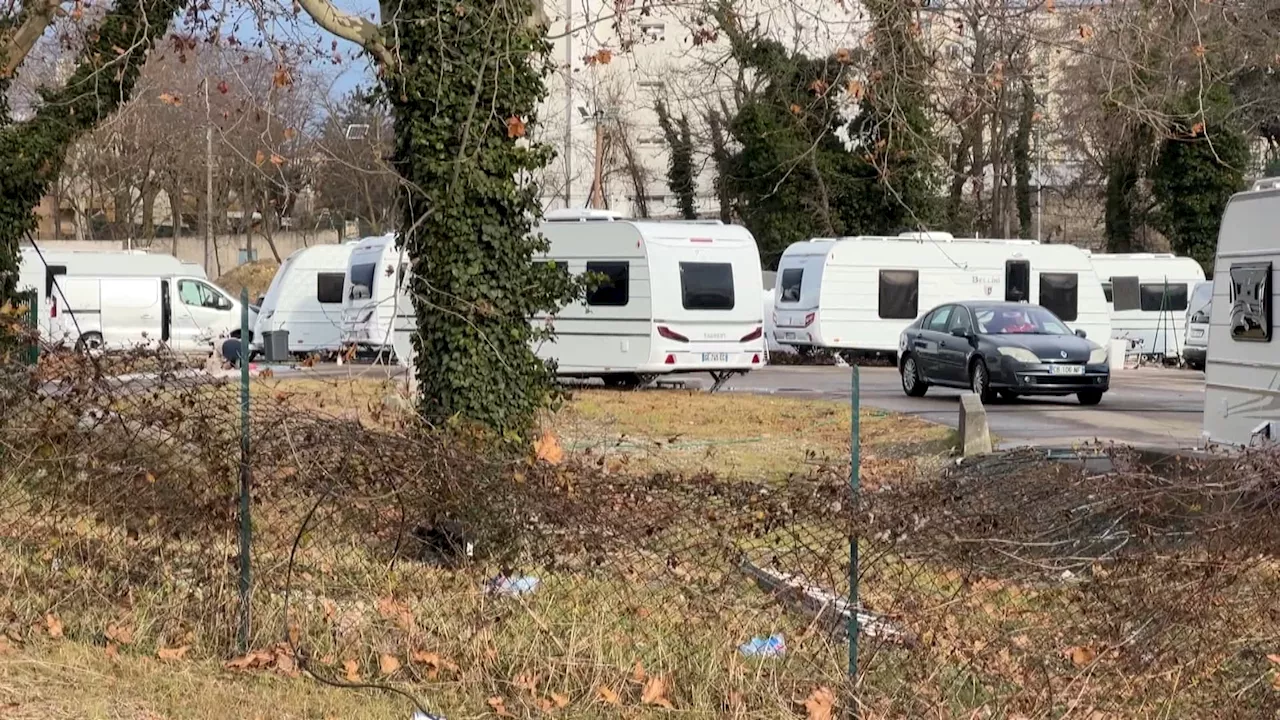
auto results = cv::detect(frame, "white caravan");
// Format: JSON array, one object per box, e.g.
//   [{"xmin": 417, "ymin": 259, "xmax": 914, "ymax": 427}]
[
  {"xmin": 772, "ymin": 233, "xmax": 1111, "ymax": 354},
  {"xmin": 254, "ymin": 243, "xmax": 357, "ymax": 355},
  {"xmin": 535, "ymin": 210, "xmax": 765, "ymax": 385},
  {"xmin": 340, "ymin": 234, "xmax": 405, "ymax": 354},
  {"xmin": 1182, "ymin": 281, "xmax": 1212, "ymax": 370},
  {"xmin": 1203, "ymin": 178, "xmax": 1280, "ymax": 447},
  {"xmin": 1088, "ymin": 252, "xmax": 1206, "ymax": 358},
  {"xmin": 54, "ymin": 274, "xmax": 248, "ymax": 352}
]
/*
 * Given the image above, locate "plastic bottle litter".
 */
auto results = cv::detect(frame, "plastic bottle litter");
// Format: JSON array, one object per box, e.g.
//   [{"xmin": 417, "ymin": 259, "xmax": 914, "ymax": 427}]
[
  {"xmin": 489, "ymin": 575, "xmax": 540, "ymax": 596},
  {"xmin": 739, "ymin": 633, "xmax": 786, "ymax": 658}
]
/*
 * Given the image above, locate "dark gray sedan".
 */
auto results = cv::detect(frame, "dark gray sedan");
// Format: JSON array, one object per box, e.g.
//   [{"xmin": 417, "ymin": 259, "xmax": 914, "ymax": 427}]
[{"xmin": 898, "ymin": 301, "xmax": 1110, "ymax": 405}]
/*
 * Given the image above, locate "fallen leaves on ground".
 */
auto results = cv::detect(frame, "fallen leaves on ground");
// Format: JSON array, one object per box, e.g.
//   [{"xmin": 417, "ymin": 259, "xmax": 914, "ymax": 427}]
[
  {"xmin": 1063, "ymin": 645, "xmax": 1097, "ymax": 668},
  {"xmin": 379, "ymin": 654, "xmax": 401, "ymax": 676},
  {"xmin": 156, "ymin": 645, "xmax": 190, "ymax": 661},
  {"xmin": 803, "ymin": 687, "xmax": 836, "ymax": 720},
  {"xmin": 596, "ymin": 686, "xmax": 622, "ymax": 706},
  {"xmin": 44, "ymin": 614, "xmax": 63, "ymax": 639},
  {"xmin": 538, "ymin": 693, "xmax": 571, "ymax": 711},
  {"xmin": 641, "ymin": 675, "xmax": 673, "ymax": 709},
  {"xmin": 106, "ymin": 623, "xmax": 134, "ymax": 645},
  {"xmin": 534, "ymin": 431, "xmax": 564, "ymax": 465},
  {"xmin": 487, "ymin": 696, "xmax": 514, "ymax": 717},
  {"xmin": 410, "ymin": 650, "xmax": 459, "ymax": 680},
  {"xmin": 343, "ymin": 658, "xmax": 361, "ymax": 683},
  {"xmin": 375, "ymin": 596, "xmax": 415, "ymax": 631},
  {"xmin": 514, "ymin": 672, "xmax": 539, "ymax": 693}
]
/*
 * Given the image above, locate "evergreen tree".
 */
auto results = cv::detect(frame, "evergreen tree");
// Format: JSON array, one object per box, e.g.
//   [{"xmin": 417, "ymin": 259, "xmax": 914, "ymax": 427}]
[{"xmin": 655, "ymin": 100, "xmax": 698, "ymax": 219}]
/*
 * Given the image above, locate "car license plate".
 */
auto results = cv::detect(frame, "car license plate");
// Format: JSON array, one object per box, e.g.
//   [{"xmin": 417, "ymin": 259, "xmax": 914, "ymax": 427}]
[
  {"xmin": 783, "ymin": 331, "xmax": 796, "ymax": 339},
  {"xmin": 1049, "ymin": 364, "xmax": 1085, "ymax": 376},
  {"xmin": 702, "ymin": 352, "xmax": 729, "ymax": 363},
  {"xmin": 1191, "ymin": 329, "xmax": 1205, "ymax": 338}
]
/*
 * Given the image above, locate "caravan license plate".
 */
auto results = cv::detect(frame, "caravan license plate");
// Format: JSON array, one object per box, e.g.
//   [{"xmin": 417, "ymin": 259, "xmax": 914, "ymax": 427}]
[
  {"xmin": 1191, "ymin": 329, "xmax": 1205, "ymax": 338},
  {"xmin": 702, "ymin": 352, "xmax": 729, "ymax": 363},
  {"xmin": 1049, "ymin": 364, "xmax": 1085, "ymax": 376}
]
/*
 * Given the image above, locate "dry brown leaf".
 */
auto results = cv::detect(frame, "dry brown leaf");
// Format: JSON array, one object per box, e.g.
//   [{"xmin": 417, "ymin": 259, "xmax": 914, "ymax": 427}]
[
  {"xmin": 158, "ymin": 92, "xmax": 182, "ymax": 106},
  {"xmin": 1272, "ymin": 672, "xmax": 1280, "ymax": 690},
  {"xmin": 105, "ymin": 643, "xmax": 119, "ymax": 660},
  {"xmin": 1191, "ymin": 42, "xmax": 1206, "ymax": 58},
  {"xmin": 226, "ymin": 650, "xmax": 275, "ymax": 671},
  {"xmin": 1063, "ymin": 645, "xmax": 1096, "ymax": 667},
  {"xmin": 343, "ymin": 658, "xmax": 361, "ymax": 682},
  {"xmin": 789, "ymin": 103, "xmax": 802, "ymax": 115},
  {"xmin": 320, "ymin": 598, "xmax": 337, "ymax": 621},
  {"xmin": 44, "ymin": 614, "xmax": 63, "ymax": 639},
  {"xmin": 1267, "ymin": 653, "xmax": 1280, "ymax": 666},
  {"xmin": 596, "ymin": 686, "xmax": 622, "ymax": 706},
  {"xmin": 254, "ymin": 149, "xmax": 266, "ymax": 166},
  {"xmin": 275, "ymin": 647, "xmax": 299, "ymax": 677},
  {"xmin": 1190, "ymin": 121, "xmax": 1206, "ymax": 137},
  {"xmin": 283, "ymin": 127, "xmax": 297, "ymax": 141},
  {"xmin": 631, "ymin": 660, "xmax": 646, "ymax": 682},
  {"xmin": 533, "ymin": 431, "xmax": 563, "ymax": 464},
  {"xmin": 379, "ymin": 654, "xmax": 402, "ymax": 676},
  {"xmin": 808, "ymin": 79, "xmax": 828, "ymax": 95},
  {"xmin": 272, "ymin": 66, "xmax": 293, "ymax": 88},
  {"xmin": 106, "ymin": 623, "xmax": 134, "ymax": 646},
  {"xmin": 375, "ymin": 596, "xmax": 414, "ymax": 631},
  {"xmin": 549, "ymin": 693, "xmax": 570, "ymax": 709},
  {"xmin": 269, "ymin": 153, "xmax": 286, "ymax": 167},
  {"xmin": 1079, "ymin": 24, "xmax": 1094, "ymax": 40},
  {"xmin": 803, "ymin": 687, "xmax": 836, "ymax": 720},
  {"xmin": 514, "ymin": 671, "xmax": 540, "ymax": 693},
  {"xmin": 506, "ymin": 116, "xmax": 527, "ymax": 139},
  {"xmin": 846, "ymin": 79, "xmax": 864, "ymax": 100},
  {"xmin": 156, "ymin": 645, "xmax": 189, "ymax": 661},
  {"xmin": 487, "ymin": 696, "xmax": 515, "ymax": 717},
  {"xmin": 834, "ymin": 47, "xmax": 851, "ymax": 64},
  {"xmin": 1044, "ymin": 0, "xmax": 1055, "ymax": 12},
  {"xmin": 641, "ymin": 675, "xmax": 673, "ymax": 709},
  {"xmin": 591, "ymin": 48, "xmax": 613, "ymax": 65}
]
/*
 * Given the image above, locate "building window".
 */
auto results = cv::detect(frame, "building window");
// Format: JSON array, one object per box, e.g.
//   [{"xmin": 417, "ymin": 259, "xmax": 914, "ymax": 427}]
[
  {"xmin": 585, "ymin": 261, "xmax": 629, "ymax": 306},
  {"xmin": 878, "ymin": 270, "xmax": 919, "ymax": 319}
]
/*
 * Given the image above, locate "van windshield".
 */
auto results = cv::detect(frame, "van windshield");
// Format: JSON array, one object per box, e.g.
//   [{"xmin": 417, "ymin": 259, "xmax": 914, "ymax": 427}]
[{"xmin": 349, "ymin": 263, "xmax": 376, "ymax": 300}]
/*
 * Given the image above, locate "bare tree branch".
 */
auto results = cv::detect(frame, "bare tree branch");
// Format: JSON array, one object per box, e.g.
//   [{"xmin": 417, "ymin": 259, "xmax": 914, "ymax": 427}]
[
  {"xmin": 1, "ymin": 0, "xmax": 62, "ymax": 78},
  {"xmin": 292, "ymin": 0, "xmax": 394, "ymax": 68}
]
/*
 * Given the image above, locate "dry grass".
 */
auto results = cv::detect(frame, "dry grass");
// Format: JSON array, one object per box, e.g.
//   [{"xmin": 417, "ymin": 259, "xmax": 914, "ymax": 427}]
[{"xmin": 216, "ymin": 261, "xmax": 280, "ymax": 303}]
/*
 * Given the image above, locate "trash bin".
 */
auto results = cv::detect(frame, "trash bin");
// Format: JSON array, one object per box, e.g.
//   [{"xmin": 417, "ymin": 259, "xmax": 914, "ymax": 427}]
[{"xmin": 262, "ymin": 330, "xmax": 290, "ymax": 362}]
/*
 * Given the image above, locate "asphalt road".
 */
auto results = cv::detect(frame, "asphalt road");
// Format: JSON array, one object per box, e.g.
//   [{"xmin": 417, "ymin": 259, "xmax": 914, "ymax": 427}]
[
  {"xmin": 722, "ymin": 365, "xmax": 1206, "ymax": 449},
  {"xmin": 284, "ymin": 361, "xmax": 1206, "ymax": 449}
]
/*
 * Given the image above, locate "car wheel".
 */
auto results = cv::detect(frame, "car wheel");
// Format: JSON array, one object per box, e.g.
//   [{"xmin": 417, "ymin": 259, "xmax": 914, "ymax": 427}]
[
  {"xmin": 900, "ymin": 354, "xmax": 928, "ymax": 397},
  {"xmin": 1077, "ymin": 390, "xmax": 1104, "ymax": 406},
  {"xmin": 970, "ymin": 359, "xmax": 996, "ymax": 404},
  {"xmin": 75, "ymin": 332, "xmax": 104, "ymax": 353}
]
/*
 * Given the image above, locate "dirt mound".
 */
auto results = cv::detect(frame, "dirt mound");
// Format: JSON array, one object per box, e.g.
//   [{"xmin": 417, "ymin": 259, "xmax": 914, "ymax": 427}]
[{"xmin": 216, "ymin": 260, "xmax": 279, "ymax": 304}]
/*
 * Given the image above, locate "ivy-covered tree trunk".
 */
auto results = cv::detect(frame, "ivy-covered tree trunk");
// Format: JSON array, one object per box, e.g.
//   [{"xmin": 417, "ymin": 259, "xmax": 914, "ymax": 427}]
[
  {"xmin": 1013, "ymin": 81, "xmax": 1035, "ymax": 239},
  {"xmin": 384, "ymin": 0, "xmax": 577, "ymax": 435},
  {"xmin": 655, "ymin": 100, "xmax": 697, "ymax": 219},
  {"xmin": 0, "ymin": 0, "xmax": 181, "ymax": 303}
]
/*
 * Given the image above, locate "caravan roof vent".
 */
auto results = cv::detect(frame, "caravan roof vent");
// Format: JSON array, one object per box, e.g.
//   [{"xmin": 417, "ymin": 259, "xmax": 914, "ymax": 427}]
[
  {"xmin": 544, "ymin": 208, "xmax": 627, "ymax": 222},
  {"xmin": 1251, "ymin": 177, "xmax": 1280, "ymax": 192},
  {"xmin": 897, "ymin": 231, "xmax": 955, "ymax": 241}
]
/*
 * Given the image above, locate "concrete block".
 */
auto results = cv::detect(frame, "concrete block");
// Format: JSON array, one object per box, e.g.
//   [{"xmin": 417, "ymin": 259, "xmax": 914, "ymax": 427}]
[{"xmin": 958, "ymin": 392, "xmax": 992, "ymax": 456}]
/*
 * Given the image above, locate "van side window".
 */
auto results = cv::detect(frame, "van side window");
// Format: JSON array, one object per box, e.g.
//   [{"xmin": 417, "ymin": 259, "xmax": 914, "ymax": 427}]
[
  {"xmin": 779, "ymin": 268, "xmax": 803, "ymax": 303},
  {"xmin": 1039, "ymin": 272, "xmax": 1079, "ymax": 321},
  {"xmin": 585, "ymin": 262, "xmax": 629, "ymax": 306},
  {"xmin": 680, "ymin": 262, "xmax": 735, "ymax": 310},
  {"xmin": 1139, "ymin": 283, "xmax": 1188, "ymax": 313},
  {"xmin": 878, "ymin": 270, "xmax": 919, "ymax": 319},
  {"xmin": 1228, "ymin": 262, "xmax": 1272, "ymax": 342},
  {"xmin": 317, "ymin": 272, "xmax": 345, "ymax": 304},
  {"xmin": 178, "ymin": 280, "xmax": 231, "ymax": 310}
]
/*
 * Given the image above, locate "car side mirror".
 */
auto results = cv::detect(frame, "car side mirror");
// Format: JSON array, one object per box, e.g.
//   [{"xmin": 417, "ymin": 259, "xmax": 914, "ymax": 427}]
[
  {"xmin": 950, "ymin": 327, "xmax": 972, "ymax": 339},
  {"xmin": 1075, "ymin": 329, "xmax": 1087, "ymax": 338}
]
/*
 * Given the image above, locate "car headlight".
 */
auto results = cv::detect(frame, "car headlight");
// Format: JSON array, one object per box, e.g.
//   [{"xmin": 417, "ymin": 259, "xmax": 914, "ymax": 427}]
[
  {"xmin": 1088, "ymin": 346, "xmax": 1108, "ymax": 364},
  {"xmin": 997, "ymin": 347, "xmax": 1040, "ymax": 364}
]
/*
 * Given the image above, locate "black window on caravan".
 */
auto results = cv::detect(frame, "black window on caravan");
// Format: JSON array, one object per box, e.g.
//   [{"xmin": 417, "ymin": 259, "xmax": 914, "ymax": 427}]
[
  {"xmin": 878, "ymin": 270, "xmax": 919, "ymax": 319},
  {"xmin": 316, "ymin": 272, "xmax": 345, "ymax": 304},
  {"xmin": 1139, "ymin": 283, "xmax": 1188, "ymax": 313},
  {"xmin": 1005, "ymin": 260, "xmax": 1030, "ymax": 302},
  {"xmin": 1039, "ymin": 273, "xmax": 1079, "ymax": 321},
  {"xmin": 1101, "ymin": 282, "xmax": 1113, "ymax": 304},
  {"xmin": 1228, "ymin": 262, "xmax": 1272, "ymax": 342},
  {"xmin": 348, "ymin": 263, "xmax": 377, "ymax": 300},
  {"xmin": 778, "ymin": 268, "xmax": 804, "ymax": 303},
  {"xmin": 585, "ymin": 261, "xmax": 629, "ymax": 306},
  {"xmin": 680, "ymin": 262, "xmax": 735, "ymax": 310}
]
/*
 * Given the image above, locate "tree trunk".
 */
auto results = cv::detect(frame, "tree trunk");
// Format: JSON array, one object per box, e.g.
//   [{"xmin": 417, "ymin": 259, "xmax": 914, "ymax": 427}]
[{"xmin": 1013, "ymin": 81, "xmax": 1034, "ymax": 239}]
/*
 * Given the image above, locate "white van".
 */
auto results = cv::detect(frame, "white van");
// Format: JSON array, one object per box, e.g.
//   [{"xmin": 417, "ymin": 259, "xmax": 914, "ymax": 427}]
[
  {"xmin": 1182, "ymin": 280, "xmax": 1212, "ymax": 370},
  {"xmin": 1088, "ymin": 252, "xmax": 1206, "ymax": 359},
  {"xmin": 340, "ymin": 234, "xmax": 405, "ymax": 354},
  {"xmin": 54, "ymin": 274, "xmax": 248, "ymax": 352},
  {"xmin": 254, "ymin": 243, "xmax": 357, "ymax": 355},
  {"xmin": 1203, "ymin": 178, "xmax": 1280, "ymax": 447},
  {"xmin": 390, "ymin": 210, "xmax": 767, "ymax": 388},
  {"xmin": 772, "ymin": 233, "xmax": 1111, "ymax": 355}
]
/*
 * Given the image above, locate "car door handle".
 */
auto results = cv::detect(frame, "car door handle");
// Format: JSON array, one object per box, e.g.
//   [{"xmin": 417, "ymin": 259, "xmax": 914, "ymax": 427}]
[{"xmin": 939, "ymin": 340, "xmax": 948, "ymax": 348}]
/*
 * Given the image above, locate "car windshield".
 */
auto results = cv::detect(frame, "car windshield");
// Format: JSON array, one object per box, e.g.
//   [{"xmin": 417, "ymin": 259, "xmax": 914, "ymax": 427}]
[{"xmin": 974, "ymin": 306, "xmax": 1072, "ymax": 335}]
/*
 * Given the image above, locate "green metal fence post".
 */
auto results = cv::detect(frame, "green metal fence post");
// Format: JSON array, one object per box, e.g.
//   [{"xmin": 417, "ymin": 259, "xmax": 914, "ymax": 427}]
[
  {"xmin": 848, "ymin": 363, "xmax": 860, "ymax": 704},
  {"xmin": 237, "ymin": 289, "xmax": 252, "ymax": 653},
  {"xmin": 22, "ymin": 290, "xmax": 38, "ymax": 365}
]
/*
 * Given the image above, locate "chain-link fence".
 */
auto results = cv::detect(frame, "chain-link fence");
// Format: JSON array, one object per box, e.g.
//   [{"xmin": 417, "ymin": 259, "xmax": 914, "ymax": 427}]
[{"xmin": 2, "ymin": 318, "xmax": 1280, "ymax": 717}]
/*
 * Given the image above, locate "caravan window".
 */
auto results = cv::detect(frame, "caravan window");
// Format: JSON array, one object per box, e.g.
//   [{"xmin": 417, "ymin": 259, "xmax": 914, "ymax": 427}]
[
  {"xmin": 1005, "ymin": 261, "xmax": 1030, "ymax": 302},
  {"xmin": 1038, "ymin": 273, "xmax": 1079, "ymax": 322},
  {"xmin": 680, "ymin": 262, "xmax": 735, "ymax": 310},
  {"xmin": 878, "ymin": 270, "xmax": 919, "ymax": 319},
  {"xmin": 349, "ymin": 263, "xmax": 376, "ymax": 300},
  {"xmin": 585, "ymin": 261, "xmax": 629, "ymax": 306},
  {"xmin": 1228, "ymin": 262, "xmax": 1272, "ymax": 342},
  {"xmin": 317, "ymin": 272, "xmax": 345, "ymax": 304},
  {"xmin": 779, "ymin": 268, "xmax": 804, "ymax": 303},
  {"xmin": 1101, "ymin": 283, "xmax": 1113, "ymax": 303},
  {"xmin": 1139, "ymin": 283, "xmax": 1188, "ymax": 313}
]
